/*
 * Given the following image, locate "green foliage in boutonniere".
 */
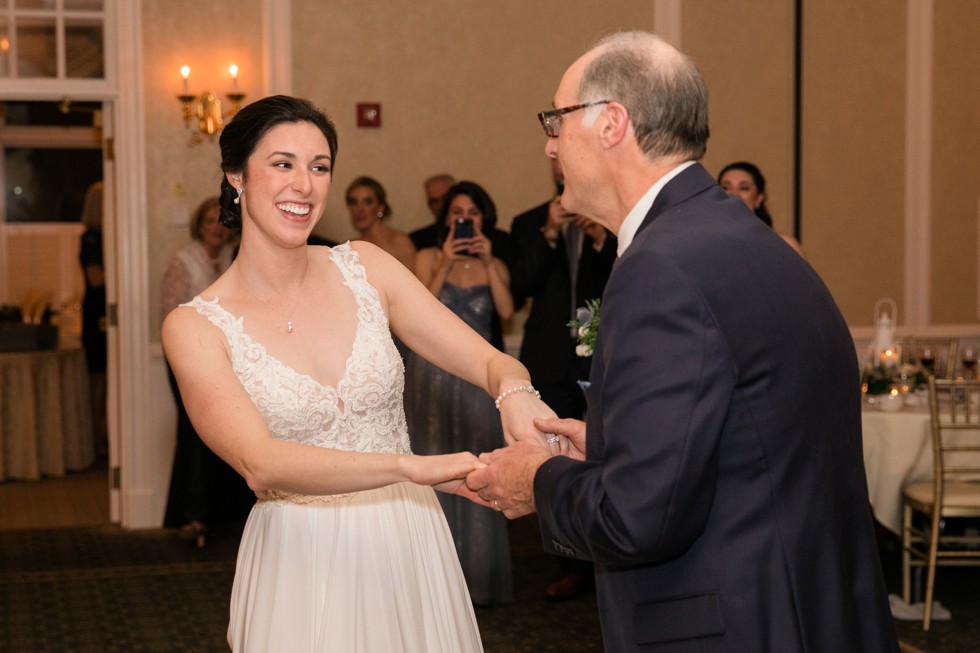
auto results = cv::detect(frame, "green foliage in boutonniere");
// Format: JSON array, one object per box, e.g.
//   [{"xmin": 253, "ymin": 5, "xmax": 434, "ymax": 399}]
[{"xmin": 568, "ymin": 298, "xmax": 601, "ymax": 357}]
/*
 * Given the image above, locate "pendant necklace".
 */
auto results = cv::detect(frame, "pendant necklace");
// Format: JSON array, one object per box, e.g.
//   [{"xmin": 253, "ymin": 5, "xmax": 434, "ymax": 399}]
[{"xmin": 237, "ymin": 254, "xmax": 312, "ymax": 334}]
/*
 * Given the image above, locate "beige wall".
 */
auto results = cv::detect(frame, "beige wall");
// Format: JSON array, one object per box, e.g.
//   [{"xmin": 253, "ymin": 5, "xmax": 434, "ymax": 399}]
[
  {"xmin": 686, "ymin": 0, "xmax": 796, "ymax": 237},
  {"xmin": 803, "ymin": 0, "xmax": 908, "ymax": 324},
  {"xmin": 138, "ymin": 0, "xmax": 980, "ymax": 336},
  {"xmin": 291, "ymin": 0, "xmax": 655, "ymax": 245},
  {"xmin": 142, "ymin": 0, "xmax": 264, "ymax": 334},
  {"xmin": 932, "ymin": 0, "xmax": 980, "ymax": 325}
]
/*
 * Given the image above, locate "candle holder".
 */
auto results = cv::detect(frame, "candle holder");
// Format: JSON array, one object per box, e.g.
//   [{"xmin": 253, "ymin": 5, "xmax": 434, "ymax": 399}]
[{"xmin": 175, "ymin": 64, "xmax": 246, "ymax": 145}]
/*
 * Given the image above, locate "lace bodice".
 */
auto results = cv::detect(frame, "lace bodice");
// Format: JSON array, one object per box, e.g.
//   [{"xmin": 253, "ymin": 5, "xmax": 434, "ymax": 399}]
[{"xmin": 186, "ymin": 243, "xmax": 411, "ymax": 455}]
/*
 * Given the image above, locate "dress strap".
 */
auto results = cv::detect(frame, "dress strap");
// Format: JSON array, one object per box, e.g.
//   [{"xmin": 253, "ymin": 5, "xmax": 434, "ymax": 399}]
[{"xmin": 328, "ymin": 243, "xmax": 389, "ymax": 331}]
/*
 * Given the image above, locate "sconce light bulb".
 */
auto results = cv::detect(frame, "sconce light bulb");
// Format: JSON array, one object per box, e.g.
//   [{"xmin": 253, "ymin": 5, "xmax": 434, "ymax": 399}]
[
  {"xmin": 229, "ymin": 64, "xmax": 238, "ymax": 78},
  {"xmin": 180, "ymin": 65, "xmax": 190, "ymax": 79}
]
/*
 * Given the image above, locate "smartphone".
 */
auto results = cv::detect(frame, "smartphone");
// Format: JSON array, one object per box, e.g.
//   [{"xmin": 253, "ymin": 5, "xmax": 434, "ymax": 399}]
[
  {"xmin": 454, "ymin": 217, "xmax": 474, "ymax": 241},
  {"xmin": 453, "ymin": 217, "xmax": 475, "ymax": 256}
]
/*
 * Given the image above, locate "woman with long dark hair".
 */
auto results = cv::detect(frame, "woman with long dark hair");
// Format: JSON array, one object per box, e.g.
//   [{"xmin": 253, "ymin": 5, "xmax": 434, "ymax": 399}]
[{"xmin": 162, "ymin": 96, "xmax": 558, "ymax": 651}]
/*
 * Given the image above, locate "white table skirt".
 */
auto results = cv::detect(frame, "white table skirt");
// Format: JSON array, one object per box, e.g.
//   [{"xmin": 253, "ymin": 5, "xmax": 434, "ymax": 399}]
[
  {"xmin": 861, "ymin": 406, "xmax": 933, "ymax": 535},
  {"xmin": 0, "ymin": 347, "xmax": 95, "ymax": 481}
]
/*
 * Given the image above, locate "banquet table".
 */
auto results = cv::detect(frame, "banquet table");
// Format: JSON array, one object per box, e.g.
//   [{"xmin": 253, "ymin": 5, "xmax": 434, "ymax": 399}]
[
  {"xmin": 0, "ymin": 346, "xmax": 95, "ymax": 481},
  {"xmin": 861, "ymin": 400, "xmax": 934, "ymax": 535}
]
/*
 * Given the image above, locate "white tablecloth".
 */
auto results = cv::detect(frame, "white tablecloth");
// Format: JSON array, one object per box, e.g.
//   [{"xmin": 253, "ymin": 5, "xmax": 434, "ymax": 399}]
[
  {"xmin": 0, "ymin": 347, "xmax": 95, "ymax": 481},
  {"xmin": 861, "ymin": 405, "xmax": 932, "ymax": 535}
]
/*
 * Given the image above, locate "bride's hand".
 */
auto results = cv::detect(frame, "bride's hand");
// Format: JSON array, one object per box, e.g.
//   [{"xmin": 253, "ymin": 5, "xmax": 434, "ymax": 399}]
[
  {"xmin": 433, "ymin": 477, "xmax": 490, "ymax": 506},
  {"xmin": 405, "ymin": 451, "xmax": 484, "ymax": 487}
]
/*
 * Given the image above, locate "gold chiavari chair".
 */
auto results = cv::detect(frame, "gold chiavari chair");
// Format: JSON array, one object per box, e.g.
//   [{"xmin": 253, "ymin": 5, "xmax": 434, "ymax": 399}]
[
  {"xmin": 901, "ymin": 377, "xmax": 980, "ymax": 630},
  {"xmin": 896, "ymin": 337, "xmax": 959, "ymax": 380}
]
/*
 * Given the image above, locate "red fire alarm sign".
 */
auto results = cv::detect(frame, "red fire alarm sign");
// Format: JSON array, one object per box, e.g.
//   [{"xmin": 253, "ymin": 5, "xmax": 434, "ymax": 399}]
[{"xmin": 356, "ymin": 103, "xmax": 382, "ymax": 128}]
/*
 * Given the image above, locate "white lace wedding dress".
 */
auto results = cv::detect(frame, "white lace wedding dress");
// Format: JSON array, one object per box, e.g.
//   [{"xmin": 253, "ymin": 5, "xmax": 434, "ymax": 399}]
[{"xmin": 186, "ymin": 243, "xmax": 483, "ymax": 653}]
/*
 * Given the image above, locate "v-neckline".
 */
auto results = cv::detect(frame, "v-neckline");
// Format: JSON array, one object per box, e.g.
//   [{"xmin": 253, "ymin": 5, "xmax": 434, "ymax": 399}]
[{"xmin": 204, "ymin": 296, "xmax": 361, "ymax": 399}]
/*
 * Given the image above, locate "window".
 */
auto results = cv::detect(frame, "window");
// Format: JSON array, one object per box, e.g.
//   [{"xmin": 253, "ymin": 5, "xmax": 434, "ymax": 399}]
[
  {"xmin": 1, "ymin": 100, "xmax": 103, "ymax": 223},
  {"xmin": 0, "ymin": 0, "xmax": 105, "ymax": 80}
]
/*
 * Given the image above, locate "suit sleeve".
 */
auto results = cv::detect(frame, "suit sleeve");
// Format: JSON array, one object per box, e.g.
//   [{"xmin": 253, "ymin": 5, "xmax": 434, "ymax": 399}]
[{"xmin": 534, "ymin": 248, "xmax": 735, "ymax": 566}]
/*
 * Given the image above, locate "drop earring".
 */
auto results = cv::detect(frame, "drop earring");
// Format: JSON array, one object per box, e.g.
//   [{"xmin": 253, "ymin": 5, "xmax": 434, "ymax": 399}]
[{"xmin": 234, "ymin": 187, "xmax": 243, "ymax": 205}]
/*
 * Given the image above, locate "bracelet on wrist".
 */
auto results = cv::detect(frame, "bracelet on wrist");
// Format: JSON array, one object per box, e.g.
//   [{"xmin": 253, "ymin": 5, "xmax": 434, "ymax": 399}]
[{"xmin": 494, "ymin": 384, "xmax": 541, "ymax": 410}]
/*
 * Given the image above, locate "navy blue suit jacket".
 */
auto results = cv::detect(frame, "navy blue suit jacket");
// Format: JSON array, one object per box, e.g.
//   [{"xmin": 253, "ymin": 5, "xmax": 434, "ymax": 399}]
[{"xmin": 534, "ymin": 164, "xmax": 898, "ymax": 651}]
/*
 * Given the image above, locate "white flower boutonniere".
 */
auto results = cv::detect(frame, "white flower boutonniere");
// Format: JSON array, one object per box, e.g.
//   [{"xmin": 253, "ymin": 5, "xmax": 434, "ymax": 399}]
[{"xmin": 568, "ymin": 298, "xmax": 601, "ymax": 357}]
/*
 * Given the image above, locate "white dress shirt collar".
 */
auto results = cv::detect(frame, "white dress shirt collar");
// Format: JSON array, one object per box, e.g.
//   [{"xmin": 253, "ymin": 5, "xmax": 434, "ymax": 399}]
[{"xmin": 616, "ymin": 160, "xmax": 697, "ymax": 257}]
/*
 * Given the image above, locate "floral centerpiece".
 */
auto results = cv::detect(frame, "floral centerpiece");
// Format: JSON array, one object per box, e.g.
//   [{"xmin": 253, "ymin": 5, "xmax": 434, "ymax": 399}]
[
  {"xmin": 568, "ymin": 299, "xmax": 601, "ymax": 357},
  {"xmin": 861, "ymin": 363, "xmax": 929, "ymax": 396}
]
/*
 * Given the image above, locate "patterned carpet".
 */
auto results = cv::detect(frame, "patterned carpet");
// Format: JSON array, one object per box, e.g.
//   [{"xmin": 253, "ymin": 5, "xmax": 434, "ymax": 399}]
[{"xmin": 0, "ymin": 517, "xmax": 976, "ymax": 652}]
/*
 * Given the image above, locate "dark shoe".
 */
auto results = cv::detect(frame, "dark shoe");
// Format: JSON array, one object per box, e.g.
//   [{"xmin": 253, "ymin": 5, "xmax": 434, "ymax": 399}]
[
  {"xmin": 177, "ymin": 520, "xmax": 207, "ymax": 548},
  {"xmin": 545, "ymin": 572, "xmax": 593, "ymax": 601}
]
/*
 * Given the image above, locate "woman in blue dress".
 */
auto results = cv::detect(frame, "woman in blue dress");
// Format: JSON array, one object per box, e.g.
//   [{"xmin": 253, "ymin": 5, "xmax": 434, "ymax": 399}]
[{"xmin": 406, "ymin": 181, "xmax": 515, "ymax": 606}]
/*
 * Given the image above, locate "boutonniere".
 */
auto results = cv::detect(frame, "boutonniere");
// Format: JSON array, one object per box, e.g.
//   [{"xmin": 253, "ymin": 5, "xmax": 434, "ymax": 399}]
[{"xmin": 568, "ymin": 298, "xmax": 601, "ymax": 357}]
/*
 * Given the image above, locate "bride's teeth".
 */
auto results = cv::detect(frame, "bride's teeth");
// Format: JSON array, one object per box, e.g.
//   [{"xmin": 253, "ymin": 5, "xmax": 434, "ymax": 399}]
[{"xmin": 277, "ymin": 202, "xmax": 310, "ymax": 216}]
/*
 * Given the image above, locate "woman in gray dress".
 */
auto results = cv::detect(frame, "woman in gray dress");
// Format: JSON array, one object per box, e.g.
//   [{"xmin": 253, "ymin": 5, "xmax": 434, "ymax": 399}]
[{"xmin": 406, "ymin": 181, "xmax": 514, "ymax": 606}]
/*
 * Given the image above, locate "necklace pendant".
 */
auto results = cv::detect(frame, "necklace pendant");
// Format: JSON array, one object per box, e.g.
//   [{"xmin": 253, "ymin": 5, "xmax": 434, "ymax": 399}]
[{"xmin": 287, "ymin": 320, "xmax": 294, "ymax": 334}]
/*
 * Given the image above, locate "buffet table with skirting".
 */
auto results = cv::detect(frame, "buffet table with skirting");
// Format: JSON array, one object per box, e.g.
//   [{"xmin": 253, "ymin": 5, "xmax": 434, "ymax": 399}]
[
  {"xmin": 861, "ymin": 402, "xmax": 933, "ymax": 535},
  {"xmin": 0, "ymin": 346, "xmax": 94, "ymax": 481}
]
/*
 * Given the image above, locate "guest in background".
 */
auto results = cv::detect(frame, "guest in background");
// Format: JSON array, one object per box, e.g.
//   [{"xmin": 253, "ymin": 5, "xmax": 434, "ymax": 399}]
[
  {"xmin": 718, "ymin": 160, "xmax": 805, "ymax": 258},
  {"xmin": 409, "ymin": 173, "xmax": 456, "ymax": 251},
  {"xmin": 161, "ymin": 196, "xmax": 251, "ymax": 546},
  {"xmin": 405, "ymin": 180, "xmax": 515, "ymax": 606},
  {"xmin": 411, "ymin": 173, "xmax": 513, "ymax": 267},
  {"xmin": 345, "ymin": 176, "xmax": 416, "ymax": 270},
  {"xmin": 509, "ymin": 158, "xmax": 616, "ymax": 600},
  {"xmin": 78, "ymin": 180, "xmax": 108, "ymax": 459}
]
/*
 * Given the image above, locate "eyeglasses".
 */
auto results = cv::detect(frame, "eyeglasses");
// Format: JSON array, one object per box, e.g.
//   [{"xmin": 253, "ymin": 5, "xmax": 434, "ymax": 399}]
[{"xmin": 537, "ymin": 100, "xmax": 611, "ymax": 138}]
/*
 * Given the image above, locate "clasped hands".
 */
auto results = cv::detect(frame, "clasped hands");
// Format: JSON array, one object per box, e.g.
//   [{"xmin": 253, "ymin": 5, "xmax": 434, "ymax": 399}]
[{"xmin": 456, "ymin": 400, "xmax": 586, "ymax": 518}]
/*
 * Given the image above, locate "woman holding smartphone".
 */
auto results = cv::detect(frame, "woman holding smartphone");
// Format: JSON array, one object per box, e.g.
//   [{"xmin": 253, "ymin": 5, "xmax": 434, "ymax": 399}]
[{"xmin": 406, "ymin": 180, "xmax": 515, "ymax": 606}]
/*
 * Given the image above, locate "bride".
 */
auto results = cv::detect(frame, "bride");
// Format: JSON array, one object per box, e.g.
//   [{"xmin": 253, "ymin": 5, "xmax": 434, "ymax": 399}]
[{"xmin": 161, "ymin": 95, "xmax": 560, "ymax": 652}]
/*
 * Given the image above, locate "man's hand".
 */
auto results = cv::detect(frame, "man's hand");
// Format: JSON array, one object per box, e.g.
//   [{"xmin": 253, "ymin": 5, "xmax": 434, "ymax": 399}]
[
  {"xmin": 574, "ymin": 215, "xmax": 608, "ymax": 250},
  {"xmin": 533, "ymin": 417, "xmax": 587, "ymax": 461},
  {"xmin": 466, "ymin": 441, "xmax": 551, "ymax": 518}
]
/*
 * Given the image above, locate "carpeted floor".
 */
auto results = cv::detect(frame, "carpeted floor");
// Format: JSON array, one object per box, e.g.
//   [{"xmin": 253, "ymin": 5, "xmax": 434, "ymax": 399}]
[
  {"xmin": 0, "ymin": 516, "xmax": 603, "ymax": 653},
  {"xmin": 0, "ymin": 516, "xmax": 977, "ymax": 652}
]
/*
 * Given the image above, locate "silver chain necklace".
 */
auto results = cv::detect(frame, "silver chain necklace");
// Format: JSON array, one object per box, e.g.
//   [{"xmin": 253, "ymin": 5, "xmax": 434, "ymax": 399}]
[{"xmin": 237, "ymin": 254, "xmax": 312, "ymax": 334}]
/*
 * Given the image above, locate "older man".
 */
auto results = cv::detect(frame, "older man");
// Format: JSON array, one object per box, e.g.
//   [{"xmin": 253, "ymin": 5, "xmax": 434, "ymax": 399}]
[
  {"xmin": 408, "ymin": 173, "xmax": 456, "ymax": 251},
  {"xmin": 470, "ymin": 31, "xmax": 898, "ymax": 651}
]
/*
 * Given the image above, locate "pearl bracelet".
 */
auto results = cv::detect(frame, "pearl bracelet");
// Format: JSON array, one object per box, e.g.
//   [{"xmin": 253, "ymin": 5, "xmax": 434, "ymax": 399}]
[{"xmin": 494, "ymin": 384, "xmax": 541, "ymax": 410}]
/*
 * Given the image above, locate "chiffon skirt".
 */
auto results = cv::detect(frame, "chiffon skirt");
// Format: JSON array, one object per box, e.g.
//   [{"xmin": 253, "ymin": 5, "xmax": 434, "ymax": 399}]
[{"xmin": 227, "ymin": 482, "xmax": 483, "ymax": 653}]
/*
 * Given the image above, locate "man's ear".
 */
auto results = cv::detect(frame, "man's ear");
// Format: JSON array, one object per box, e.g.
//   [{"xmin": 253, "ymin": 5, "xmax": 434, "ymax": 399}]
[{"xmin": 599, "ymin": 102, "xmax": 630, "ymax": 149}]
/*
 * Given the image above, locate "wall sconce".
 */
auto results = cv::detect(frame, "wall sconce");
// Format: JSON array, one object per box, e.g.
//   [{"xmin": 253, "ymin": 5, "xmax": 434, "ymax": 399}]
[{"xmin": 176, "ymin": 64, "xmax": 246, "ymax": 144}]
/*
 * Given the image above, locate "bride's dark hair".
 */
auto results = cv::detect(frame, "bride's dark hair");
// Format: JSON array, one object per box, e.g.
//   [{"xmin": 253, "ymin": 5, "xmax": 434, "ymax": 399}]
[{"xmin": 217, "ymin": 95, "xmax": 339, "ymax": 228}]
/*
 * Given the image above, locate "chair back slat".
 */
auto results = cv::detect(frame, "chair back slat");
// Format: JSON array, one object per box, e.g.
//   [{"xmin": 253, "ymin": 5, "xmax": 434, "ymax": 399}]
[
  {"xmin": 899, "ymin": 337, "xmax": 959, "ymax": 380},
  {"xmin": 928, "ymin": 378, "xmax": 980, "ymax": 490}
]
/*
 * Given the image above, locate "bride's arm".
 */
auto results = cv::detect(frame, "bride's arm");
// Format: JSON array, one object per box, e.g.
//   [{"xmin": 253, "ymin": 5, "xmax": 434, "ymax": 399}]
[
  {"xmin": 161, "ymin": 307, "xmax": 480, "ymax": 496},
  {"xmin": 354, "ymin": 242, "xmax": 559, "ymax": 447}
]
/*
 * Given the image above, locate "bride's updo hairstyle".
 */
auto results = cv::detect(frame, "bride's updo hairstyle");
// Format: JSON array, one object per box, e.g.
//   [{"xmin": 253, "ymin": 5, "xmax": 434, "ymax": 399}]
[{"xmin": 217, "ymin": 95, "xmax": 339, "ymax": 228}]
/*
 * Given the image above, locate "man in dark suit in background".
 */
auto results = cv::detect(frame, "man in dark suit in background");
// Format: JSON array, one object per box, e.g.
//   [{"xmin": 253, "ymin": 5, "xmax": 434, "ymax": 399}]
[
  {"xmin": 469, "ymin": 31, "xmax": 898, "ymax": 651},
  {"xmin": 509, "ymin": 159, "xmax": 615, "ymax": 599},
  {"xmin": 409, "ymin": 173, "xmax": 456, "ymax": 251}
]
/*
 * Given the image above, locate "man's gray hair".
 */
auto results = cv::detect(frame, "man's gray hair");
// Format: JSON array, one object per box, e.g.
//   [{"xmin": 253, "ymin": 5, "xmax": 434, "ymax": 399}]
[{"xmin": 579, "ymin": 31, "xmax": 709, "ymax": 161}]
